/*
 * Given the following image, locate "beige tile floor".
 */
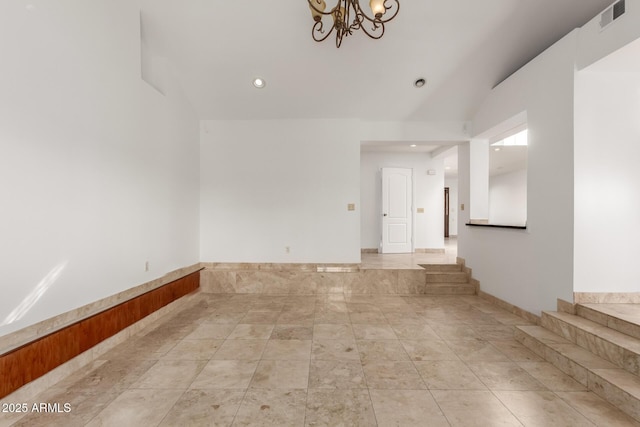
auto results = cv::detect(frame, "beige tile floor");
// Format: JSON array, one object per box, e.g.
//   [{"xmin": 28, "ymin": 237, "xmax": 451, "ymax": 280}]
[
  {"xmin": 3, "ymin": 290, "xmax": 639, "ymax": 426},
  {"xmin": 361, "ymin": 238, "xmax": 458, "ymax": 269}
]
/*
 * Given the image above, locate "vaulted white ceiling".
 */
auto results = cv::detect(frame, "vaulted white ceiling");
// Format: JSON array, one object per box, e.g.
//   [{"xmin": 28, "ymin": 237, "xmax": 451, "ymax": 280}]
[{"xmin": 140, "ymin": 0, "xmax": 613, "ymax": 122}]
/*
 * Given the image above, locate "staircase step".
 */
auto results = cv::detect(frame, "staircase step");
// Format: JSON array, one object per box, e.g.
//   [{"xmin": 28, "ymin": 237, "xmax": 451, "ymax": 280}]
[
  {"xmin": 516, "ymin": 325, "xmax": 640, "ymax": 422},
  {"xmin": 425, "ymin": 271, "xmax": 468, "ymax": 283},
  {"xmin": 515, "ymin": 326, "xmax": 618, "ymax": 385},
  {"xmin": 419, "ymin": 263, "xmax": 462, "ymax": 272},
  {"xmin": 541, "ymin": 311, "xmax": 640, "ymax": 376},
  {"xmin": 577, "ymin": 304, "xmax": 640, "ymax": 341},
  {"xmin": 590, "ymin": 368, "xmax": 640, "ymax": 422},
  {"xmin": 424, "ymin": 283, "xmax": 476, "ymax": 295}
]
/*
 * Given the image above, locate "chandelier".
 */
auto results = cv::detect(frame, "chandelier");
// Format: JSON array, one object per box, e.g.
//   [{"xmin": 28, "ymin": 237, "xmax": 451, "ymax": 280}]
[{"xmin": 308, "ymin": 0, "xmax": 400, "ymax": 48}]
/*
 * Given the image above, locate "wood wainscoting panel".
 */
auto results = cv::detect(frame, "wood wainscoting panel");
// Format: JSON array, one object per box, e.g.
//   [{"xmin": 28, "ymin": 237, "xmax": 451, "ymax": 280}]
[{"xmin": 0, "ymin": 271, "xmax": 199, "ymax": 399}]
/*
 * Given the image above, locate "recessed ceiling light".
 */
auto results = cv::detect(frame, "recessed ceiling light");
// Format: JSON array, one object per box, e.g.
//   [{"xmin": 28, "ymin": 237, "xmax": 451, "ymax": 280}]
[
  {"xmin": 410, "ymin": 144, "xmax": 417, "ymax": 148},
  {"xmin": 252, "ymin": 77, "xmax": 266, "ymax": 89},
  {"xmin": 445, "ymin": 166, "xmax": 451, "ymax": 170},
  {"xmin": 494, "ymin": 148, "xmax": 501, "ymax": 152},
  {"xmin": 414, "ymin": 78, "xmax": 426, "ymax": 88}
]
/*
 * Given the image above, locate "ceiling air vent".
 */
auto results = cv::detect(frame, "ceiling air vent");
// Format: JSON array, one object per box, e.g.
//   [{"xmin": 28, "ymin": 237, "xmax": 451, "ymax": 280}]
[{"xmin": 600, "ymin": 0, "xmax": 625, "ymax": 31}]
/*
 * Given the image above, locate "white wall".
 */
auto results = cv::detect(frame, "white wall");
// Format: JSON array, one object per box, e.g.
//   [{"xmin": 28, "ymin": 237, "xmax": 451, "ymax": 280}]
[
  {"xmin": 572, "ymin": 0, "xmax": 640, "ymax": 294},
  {"xmin": 361, "ymin": 152, "xmax": 445, "ymax": 250},
  {"xmin": 445, "ymin": 178, "xmax": 459, "ymax": 236},
  {"xmin": 459, "ymin": 30, "xmax": 579, "ymax": 315},
  {"xmin": 458, "ymin": 0, "xmax": 640, "ymax": 313},
  {"xmin": 574, "ymin": 70, "xmax": 640, "ymax": 293},
  {"xmin": 489, "ymin": 169, "xmax": 527, "ymax": 226},
  {"xmin": 0, "ymin": 1, "xmax": 200, "ymax": 337},
  {"xmin": 200, "ymin": 120, "xmax": 361, "ymax": 264},
  {"xmin": 470, "ymin": 140, "xmax": 490, "ymax": 220}
]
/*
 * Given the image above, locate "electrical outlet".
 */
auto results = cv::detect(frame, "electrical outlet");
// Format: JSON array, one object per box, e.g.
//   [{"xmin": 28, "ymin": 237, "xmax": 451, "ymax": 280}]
[
  {"xmin": 145, "ymin": 261, "xmax": 149, "ymax": 272},
  {"xmin": 285, "ymin": 246, "xmax": 290, "ymax": 254},
  {"xmin": 347, "ymin": 203, "xmax": 356, "ymax": 211}
]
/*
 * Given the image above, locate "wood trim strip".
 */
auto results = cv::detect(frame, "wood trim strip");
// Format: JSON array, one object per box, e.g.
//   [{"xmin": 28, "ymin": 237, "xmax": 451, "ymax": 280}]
[{"xmin": 0, "ymin": 271, "xmax": 200, "ymax": 399}]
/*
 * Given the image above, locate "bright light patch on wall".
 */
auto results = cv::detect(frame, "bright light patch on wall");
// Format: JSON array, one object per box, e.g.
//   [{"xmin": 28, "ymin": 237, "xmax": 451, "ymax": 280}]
[
  {"xmin": 1, "ymin": 261, "xmax": 68, "ymax": 327},
  {"xmin": 491, "ymin": 129, "xmax": 528, "ymax": 147}
]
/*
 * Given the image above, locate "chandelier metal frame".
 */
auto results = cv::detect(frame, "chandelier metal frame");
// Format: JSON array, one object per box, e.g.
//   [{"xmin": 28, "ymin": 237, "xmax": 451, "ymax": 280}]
[{"xmin": 307, "ymin": 0, "xmax": 400, "ymax": 48}]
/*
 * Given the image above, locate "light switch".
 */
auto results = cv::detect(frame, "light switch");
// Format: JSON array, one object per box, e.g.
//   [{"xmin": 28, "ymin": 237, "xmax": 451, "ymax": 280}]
[
  {"xmin": 417, "ymin": 208, "xmax": 425, "ymax": 213},
  {"xmin": 347, "ymin": 203, "xmax": 356, "ymax": 211},
  {"xmin": 460, "ymin": 203, "xmax": 465, "ymax": 211}
]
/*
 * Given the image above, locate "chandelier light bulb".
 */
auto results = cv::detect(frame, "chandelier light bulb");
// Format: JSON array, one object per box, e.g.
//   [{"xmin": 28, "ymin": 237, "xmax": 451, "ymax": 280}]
[
  {"xmin": 370, "ymin": 0, "xmax": 386, "ymax": 18},
  {"xmin": 332, "ymin": 6, "xmax": 346, "ymax": 26},
  {"xmin": 308, "ymin": 0, "xmax": 326, "ymax": 21}
]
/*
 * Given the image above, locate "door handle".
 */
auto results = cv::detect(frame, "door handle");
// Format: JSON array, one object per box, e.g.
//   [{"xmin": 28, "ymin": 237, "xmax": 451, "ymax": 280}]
[{"xmin": 383, "ymin": 213, "xmax": 388, "ymax": 217}]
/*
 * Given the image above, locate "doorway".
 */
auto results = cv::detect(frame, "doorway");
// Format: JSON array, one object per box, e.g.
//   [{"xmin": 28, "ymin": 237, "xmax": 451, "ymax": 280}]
[{"xmin": 380, "ymin": 167, "xmax": 413, "ymax": 253}]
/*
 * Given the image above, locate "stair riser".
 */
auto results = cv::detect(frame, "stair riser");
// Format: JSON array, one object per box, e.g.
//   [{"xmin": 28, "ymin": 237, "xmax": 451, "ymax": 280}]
[
  {"xmin": 420, "ymin": 264, "xmax": 462, "ymax": 272},
  {"xmin": 424, "ymin": 285, "xmax": 476, "ymax": 295},
  {"xmin": 589, "ymin": 371, "xmax": 640, "ymax": 422},
  {"xmin": 577, "ymin": 305, "xmax": 640, "ymax": 341},
  {"xmin": 514, "ymin": 328, "xmax": 547, "ymax": 358},
  {"xmin": 425, "ymin": 273, "xmax": 468, "ymax": 283},
  {"xmin": 541, "ymin": 313, "xmax": 640, "ymax": 377},
  {"xmin": 515, "ymin": 328, "xmax": 589, "ymax": 386},
  {"xmin": 576, "ymin": 305, "xmax": 609, "ymax": 327},
  {"xmin": 546, "ymin": 346, "xmax": 590, "ymax": 386}
]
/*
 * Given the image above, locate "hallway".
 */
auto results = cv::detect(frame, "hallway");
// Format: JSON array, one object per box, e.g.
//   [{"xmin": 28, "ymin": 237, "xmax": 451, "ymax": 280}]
[
  {"xmin": 360, "ymin": 238, "xmax": 458, "ymax": 269},
  {"xmin": 3, "ymin": 291, "xmax": 637, "ymax": 426}
]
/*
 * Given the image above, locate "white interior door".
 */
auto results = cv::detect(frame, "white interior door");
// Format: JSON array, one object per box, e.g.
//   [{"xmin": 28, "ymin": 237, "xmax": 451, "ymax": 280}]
[{"xmin": 381, "ymin": 167, "xmax": 413, "ymax": 253}]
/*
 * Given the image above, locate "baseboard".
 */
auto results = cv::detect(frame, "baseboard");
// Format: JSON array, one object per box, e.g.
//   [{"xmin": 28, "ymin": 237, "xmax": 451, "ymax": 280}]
[
  {"xmin": 415, "ymin": 248, "xmax": 446, "ymax": 254},
  {"xmin": 0, "ymin": 267, "xmax": 201, "ymax": 399},
  {"xmin": 557, "ymin": 298, "xmax": 576, "ymax": 314},
  {"xmin": 361, "ymin": 248, "xmax": 378, "ymax": 253},
  {"xmin": 478, "ymin": 291, "xmax": 541, "ymax": 324},
  {"xmin": 456, "ymin": 257, "xmax": 539, "ymax": 324},
  {"xmin": 361, "ymin": 248, "xmax": 446, "ymax": 254},
  {"xmin": 574, "ymin": 292, "xmax": 640, "ymax": 304}
]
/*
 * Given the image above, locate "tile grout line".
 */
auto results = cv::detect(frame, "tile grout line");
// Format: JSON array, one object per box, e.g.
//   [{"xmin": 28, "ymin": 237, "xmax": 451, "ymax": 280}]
[
  {"xmin": 395, "ymin": 305, "xmax": 455, "ymax": 426},
  {"xmin": 550, "ymin": 390, "xmax": 600, "ymax": 426},
  {"xmin": 10, "ymin": 291, "xmax": 638, "ymax": 426},
  {"xmin": 303, "ymin": 296, "xmax": 320, "ymax": 427},
  {"xmin": 153, "ymin": 337, "xmax": 214, "ymax": 426},
  {"xmin": 350, "ymin": 320, "xmax": 376, "ymax": 425}
]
